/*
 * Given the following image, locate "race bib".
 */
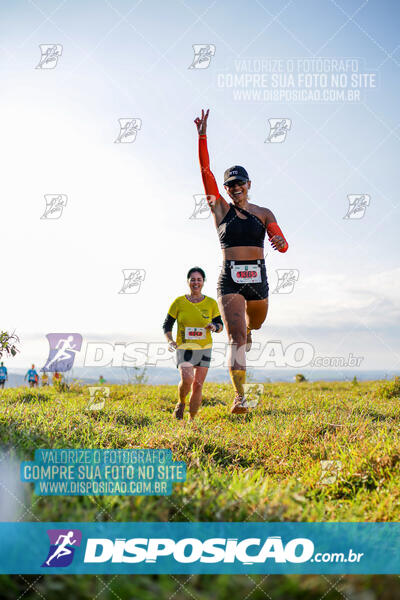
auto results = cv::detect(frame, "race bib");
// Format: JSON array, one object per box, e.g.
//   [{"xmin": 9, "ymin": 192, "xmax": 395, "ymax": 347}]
[
  {"xmin": 231, "ymin": 264, "xmax": 261, "ymax": 283},
  {"xmin": 185, "ymin": 327, "xmax": 206, "ymax": 340}
]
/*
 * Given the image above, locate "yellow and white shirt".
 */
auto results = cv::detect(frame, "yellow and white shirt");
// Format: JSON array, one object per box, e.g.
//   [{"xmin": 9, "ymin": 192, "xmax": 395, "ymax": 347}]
[{"xmin": 167, "ymin": 295, "xmax": 220, "ymax": 350}]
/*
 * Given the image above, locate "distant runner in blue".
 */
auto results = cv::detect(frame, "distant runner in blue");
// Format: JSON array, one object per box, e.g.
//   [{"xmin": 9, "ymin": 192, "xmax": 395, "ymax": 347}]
[
  {"xmin": 0, "ymin": 362, "xmax": 7, "ymax": 388},
  {"xmin": 24, "ymin": 364, "xmax": 39, "ymax": 388}
]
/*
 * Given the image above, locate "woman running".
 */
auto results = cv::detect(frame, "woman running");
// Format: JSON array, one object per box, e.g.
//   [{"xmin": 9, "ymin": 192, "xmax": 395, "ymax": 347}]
[
  {"xmin": 194, "ymin": 108, "xmax": 288, "ymax": 415},
  {"xmin": 163, "ymin": 266, "xmax": 223, "ymax": 421}
]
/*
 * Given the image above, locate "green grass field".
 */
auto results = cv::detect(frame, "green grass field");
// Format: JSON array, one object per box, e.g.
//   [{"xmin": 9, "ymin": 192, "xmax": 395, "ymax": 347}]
[{"xmin": 0, "ymin": 378, "xmax": 399, "ymax": 599}]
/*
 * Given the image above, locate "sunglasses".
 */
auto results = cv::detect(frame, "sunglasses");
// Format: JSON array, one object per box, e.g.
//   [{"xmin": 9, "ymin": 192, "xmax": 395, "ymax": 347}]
[{"xmin": 224, "ymin": 179, "xmax": 248, "ymax": 188}]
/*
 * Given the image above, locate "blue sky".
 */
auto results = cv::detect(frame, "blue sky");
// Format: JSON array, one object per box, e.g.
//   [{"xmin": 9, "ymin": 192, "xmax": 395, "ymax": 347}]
[{"xmin": 1, "ymin": 0, "xmax": 399, "ymax": 371}]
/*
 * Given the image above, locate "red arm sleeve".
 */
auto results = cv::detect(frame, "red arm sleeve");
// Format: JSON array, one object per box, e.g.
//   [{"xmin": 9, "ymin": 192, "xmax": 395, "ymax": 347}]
[
  {"xmin": 198, "ymin": 134, "xmax": 220, "ymax": 200},
  {"xmin": 266, "ymin": 222, "xmax": 289, "ymax": 253}
]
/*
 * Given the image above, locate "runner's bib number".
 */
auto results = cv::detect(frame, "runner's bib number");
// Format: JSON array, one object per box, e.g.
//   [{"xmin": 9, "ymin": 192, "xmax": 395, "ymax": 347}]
[
  {"xmin": 231, "ymin": 264, "xmax": 261, "ymax": 283},
  {"xmin": 185, "ymin": 327, "xmax": 206, "ymax": 340}
]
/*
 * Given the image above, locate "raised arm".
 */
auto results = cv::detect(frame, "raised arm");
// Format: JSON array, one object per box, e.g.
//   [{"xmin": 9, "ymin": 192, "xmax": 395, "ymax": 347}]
[{"xmin": 194, "ymin": 109, "xmax": 228, "ymax": 215}]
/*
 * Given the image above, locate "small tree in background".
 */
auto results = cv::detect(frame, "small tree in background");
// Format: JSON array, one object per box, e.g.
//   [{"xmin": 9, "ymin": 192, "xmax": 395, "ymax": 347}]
[
  {"xmin": 0, "ymin": 331, "xmax": 19, "ymax": 358},
  {"xmin": 295, "ymin": 373, "xmax": 307, "ymax": 383},
  {"xmin": 123, "ymin": 366, "xmax": 148, "ymax": 385}
]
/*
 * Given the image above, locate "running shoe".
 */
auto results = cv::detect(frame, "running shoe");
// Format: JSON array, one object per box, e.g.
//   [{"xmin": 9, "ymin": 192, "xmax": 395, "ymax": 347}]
[
  {"xmin": 230, "ymin": 394, "xmax": 248, "ymax": 415},
  {"xmin": 173, "ymin": 402, "xmax": 185, "ymax": 420}
]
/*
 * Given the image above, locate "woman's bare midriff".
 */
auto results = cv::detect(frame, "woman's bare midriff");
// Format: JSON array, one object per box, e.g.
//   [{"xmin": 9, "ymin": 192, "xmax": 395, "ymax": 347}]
[{"xmin": 223, "ymin": 246, "xmax": 264, "ymax": 260}]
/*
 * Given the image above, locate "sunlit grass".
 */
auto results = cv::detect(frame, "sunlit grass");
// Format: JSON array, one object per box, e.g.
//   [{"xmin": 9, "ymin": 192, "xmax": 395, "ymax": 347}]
[{"xmin": 1, "ymin": 379, "xmax": 399, "ymax": 523}]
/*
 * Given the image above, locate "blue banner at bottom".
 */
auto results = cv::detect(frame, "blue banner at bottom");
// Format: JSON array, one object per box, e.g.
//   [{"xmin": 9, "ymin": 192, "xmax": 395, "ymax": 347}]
[{"xmin": 0, "ymin": 522, "xmax": 398, "ymax": 574}]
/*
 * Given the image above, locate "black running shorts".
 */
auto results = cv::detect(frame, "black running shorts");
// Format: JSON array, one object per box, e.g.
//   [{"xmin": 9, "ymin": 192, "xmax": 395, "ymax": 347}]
[
  {"xmin": 176, "ymin": 348, "xmax": 212, "ymax": 368},
  {"xmin": 217, "ymin": 259, "xmax": 269, "ymax": 301}
]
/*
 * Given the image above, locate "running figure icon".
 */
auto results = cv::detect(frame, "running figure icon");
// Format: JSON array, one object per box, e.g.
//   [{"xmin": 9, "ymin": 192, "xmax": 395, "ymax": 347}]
[
  {"xmin": 45, "ymin": 531, "xmax": 77, "ymax": 566},
  {"xmin": 42, "ymin": 333, "xmax": 83, "ymax": 373},
  {"xmin": 45, "ymin": 335, "xmax": 77, "ymax": 370}
]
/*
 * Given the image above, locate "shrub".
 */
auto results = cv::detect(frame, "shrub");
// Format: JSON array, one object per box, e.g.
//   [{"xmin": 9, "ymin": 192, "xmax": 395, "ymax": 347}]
[
  {"xmin": 377, "ymin": 376, "xmax": 400, "ymax": 400},
  {"xmin": 295, "ymin": 373, "xmax": 307, "ymax": 383}
]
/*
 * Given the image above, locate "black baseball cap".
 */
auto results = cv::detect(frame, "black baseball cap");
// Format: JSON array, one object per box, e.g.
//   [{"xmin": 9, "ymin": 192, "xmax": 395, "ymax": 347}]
[{"xmin": 223, "ymin": 165, "xmax": 249, "ymax": 185}]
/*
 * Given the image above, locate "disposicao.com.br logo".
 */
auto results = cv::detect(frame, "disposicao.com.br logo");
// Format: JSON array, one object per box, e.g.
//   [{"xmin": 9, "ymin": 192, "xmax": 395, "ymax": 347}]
[
  {"xmin": 80, "ymin": 536, "xmax": 362, "ymax": 566},
  {"xmin": 37, "ymin": 531, "xmax": 365, "ymax": 572}
]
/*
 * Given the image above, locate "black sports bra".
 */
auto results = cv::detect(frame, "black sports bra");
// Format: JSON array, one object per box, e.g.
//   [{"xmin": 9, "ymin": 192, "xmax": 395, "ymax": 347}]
[{"xmin": 217, "ymin": 204, "xmax": 266, "ymax": 249}]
